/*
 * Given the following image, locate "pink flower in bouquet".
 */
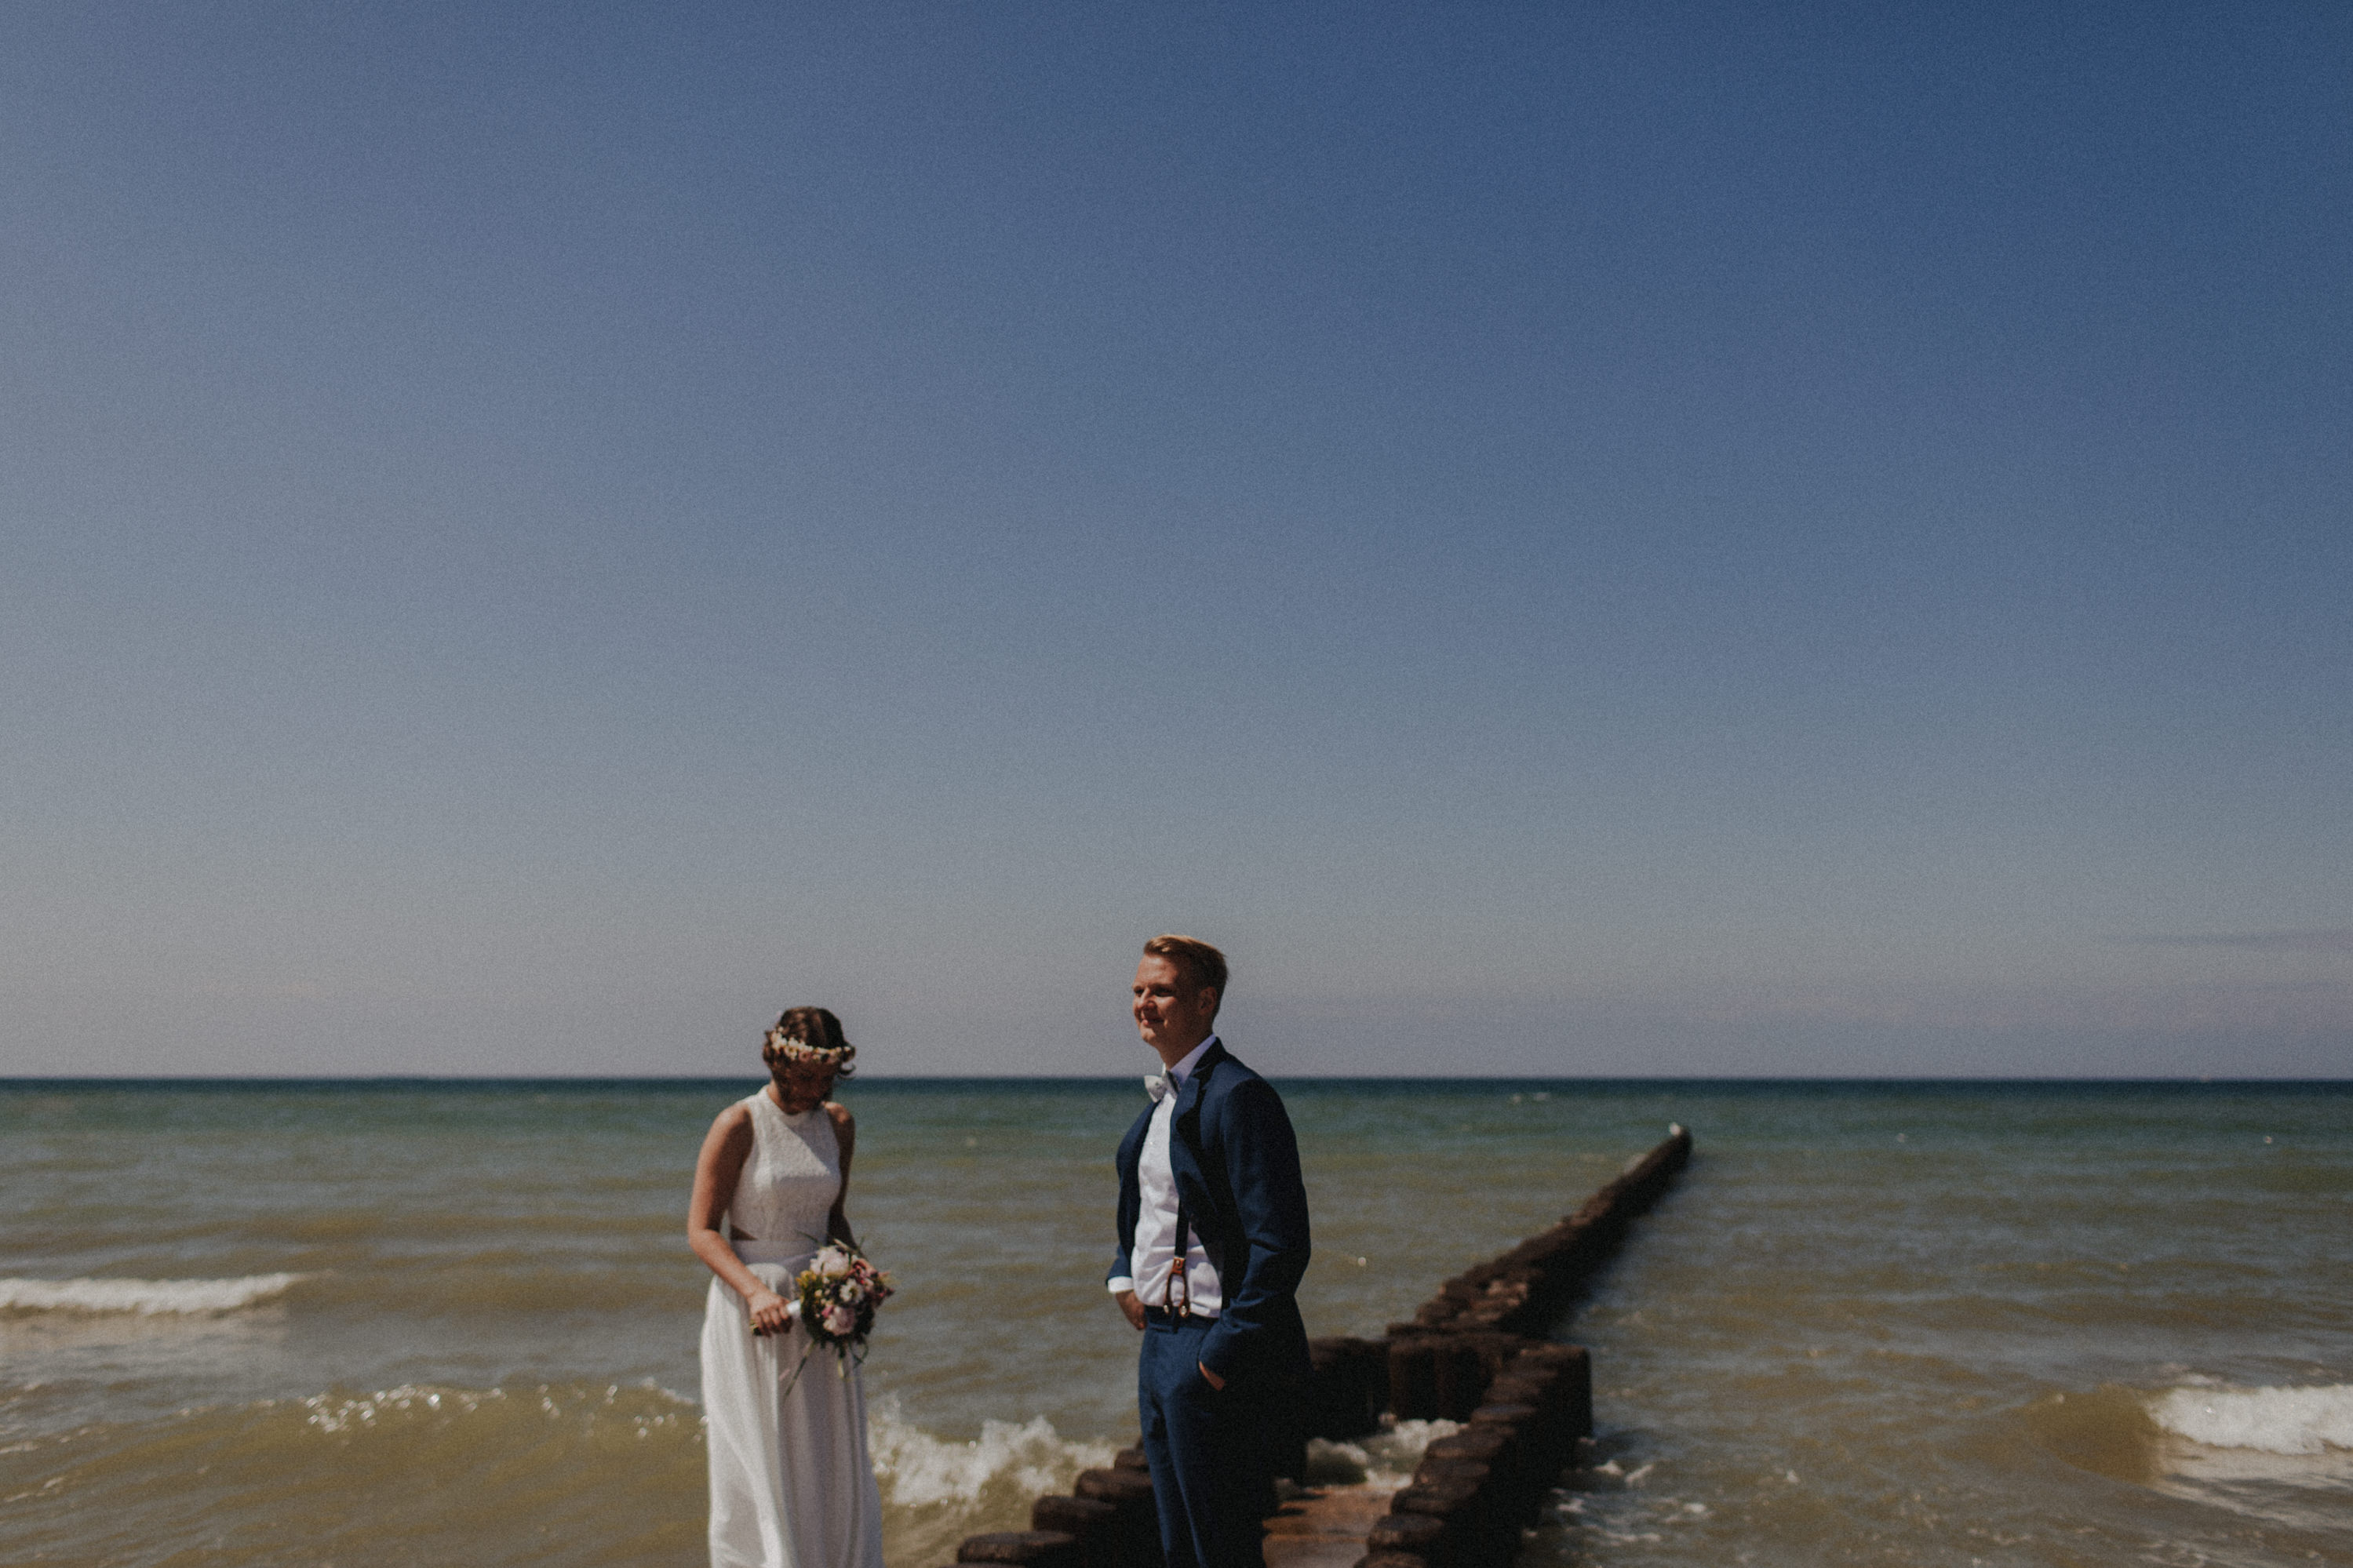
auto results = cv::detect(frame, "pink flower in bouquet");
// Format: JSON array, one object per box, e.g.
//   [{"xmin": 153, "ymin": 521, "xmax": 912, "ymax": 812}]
[{"xmin": 825, "ymin": 1304, "xmax": 856, "ymax": 1337}]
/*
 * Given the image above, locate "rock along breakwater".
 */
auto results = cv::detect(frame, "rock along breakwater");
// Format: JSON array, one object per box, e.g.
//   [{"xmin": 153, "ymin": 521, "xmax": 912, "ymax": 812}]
[{"xmin": 944, "ymin": 1122, "xmax": 1693, "ymax": 1568}]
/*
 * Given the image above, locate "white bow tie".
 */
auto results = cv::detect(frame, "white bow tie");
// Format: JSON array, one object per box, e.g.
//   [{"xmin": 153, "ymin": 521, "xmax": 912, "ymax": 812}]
[{"xmin": 1145, "ymin": 1071, "xmax": 1178, "ymax": 1103}]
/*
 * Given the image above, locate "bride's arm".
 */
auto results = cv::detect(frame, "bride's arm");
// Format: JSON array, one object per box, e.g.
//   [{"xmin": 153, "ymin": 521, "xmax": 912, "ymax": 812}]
[
  {"xmin": 825, "ymin": 1102, "xmax": 859, "ymax": 1251},
  {"xmin": 689, "ymin": 1104, "xmax": 793, "ymax": 1335}
]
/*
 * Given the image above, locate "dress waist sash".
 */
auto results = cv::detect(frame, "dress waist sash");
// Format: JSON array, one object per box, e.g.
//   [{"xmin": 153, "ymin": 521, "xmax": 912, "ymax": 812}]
[{"xmin": 732, "ymin": 1239, "xmax": 818, "ymax": 1268}]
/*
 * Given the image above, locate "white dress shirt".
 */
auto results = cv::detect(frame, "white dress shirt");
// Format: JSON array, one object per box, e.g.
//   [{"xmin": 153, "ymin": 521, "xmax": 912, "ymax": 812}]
[{"xmin": 1107, "ymin": 1036, "xmax": 1222, "ymax": 1317}]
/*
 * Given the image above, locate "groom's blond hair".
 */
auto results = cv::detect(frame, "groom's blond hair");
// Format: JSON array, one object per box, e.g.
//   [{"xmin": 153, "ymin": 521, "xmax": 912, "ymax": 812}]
[{"xmin": 1142, "ymin": 934, "xmax": 1227, "ymax": 1015}]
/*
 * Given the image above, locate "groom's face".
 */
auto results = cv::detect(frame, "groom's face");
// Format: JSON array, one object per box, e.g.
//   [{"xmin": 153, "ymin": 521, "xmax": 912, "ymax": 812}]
[{"xmin": 1133, "ymin": 955, "xmax": 1218, "ymax": 1060}]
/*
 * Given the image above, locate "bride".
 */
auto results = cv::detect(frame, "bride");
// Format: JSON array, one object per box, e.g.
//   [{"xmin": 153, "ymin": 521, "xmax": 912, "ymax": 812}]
[{"xmin": 689, "ymin": 1006, "xmax": 886, "ymax": 1568}]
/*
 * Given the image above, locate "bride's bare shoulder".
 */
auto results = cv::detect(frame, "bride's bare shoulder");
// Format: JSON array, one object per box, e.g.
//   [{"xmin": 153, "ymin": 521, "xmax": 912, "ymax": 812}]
[{"xmin": 822, "ymin": 1101, "xmax": 854, "ymax": 1133}]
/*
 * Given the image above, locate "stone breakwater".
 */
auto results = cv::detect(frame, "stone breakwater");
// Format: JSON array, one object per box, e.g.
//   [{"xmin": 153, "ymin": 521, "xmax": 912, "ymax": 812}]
[{"xmin": 941, "ymin": 1123, "xmax": 1693, "ymax": 1568}]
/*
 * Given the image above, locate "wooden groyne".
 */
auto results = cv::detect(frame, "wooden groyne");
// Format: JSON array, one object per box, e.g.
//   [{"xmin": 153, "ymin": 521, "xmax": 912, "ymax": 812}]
[{"xmin": 946, "ymin": 1123, "xmax": 1692, "ymax": 1568}]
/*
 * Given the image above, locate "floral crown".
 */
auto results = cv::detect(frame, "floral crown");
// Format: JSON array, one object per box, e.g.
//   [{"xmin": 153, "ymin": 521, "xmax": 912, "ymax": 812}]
[{"xmin": 762, "ymin": 1025, "xmax": 855, "ymax": 1068}]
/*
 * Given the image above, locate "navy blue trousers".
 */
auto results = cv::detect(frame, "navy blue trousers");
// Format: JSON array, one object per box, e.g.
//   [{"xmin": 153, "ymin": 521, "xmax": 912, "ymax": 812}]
[{"xmin": 1137, "ymin": 1315, "xmax": 1277, "ymax": 1568}]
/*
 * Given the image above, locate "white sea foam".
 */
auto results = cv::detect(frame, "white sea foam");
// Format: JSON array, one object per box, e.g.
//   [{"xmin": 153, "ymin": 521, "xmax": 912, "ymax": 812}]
[
  {"xmin": 868, "ymin": 1398, "xmax": 1116, "ymax": 1508},
  {"xmin": 0, "ymin": 1274, "xmax": 300, "ymax": 1315},
  {"xmin": 295, "ymin": 1381, "xmax": 698, "ymax": 1438},
  {"xmin": 1302, "ymin": 1417, "xmax": 1460, "ymax": 1486},
  {"xmin": 2147, "ymin": 1384, "xmax": 2353, "ymax": 1455}
]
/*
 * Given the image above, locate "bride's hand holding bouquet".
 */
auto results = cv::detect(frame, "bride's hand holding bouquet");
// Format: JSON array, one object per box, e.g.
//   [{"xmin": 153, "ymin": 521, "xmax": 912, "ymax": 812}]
[{"xmin": 745, "ymin": 1286, "xmax": 796, "ymax": 1338}]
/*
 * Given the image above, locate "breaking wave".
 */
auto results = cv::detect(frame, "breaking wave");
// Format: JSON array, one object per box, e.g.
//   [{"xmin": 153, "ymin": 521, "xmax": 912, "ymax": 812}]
[
  {"xmin": 869, "ymin": 1398, "xmax": 1116, "ymax": 1508},
  {"xmin": 865, "ymin": 1396, "xmax": 1118, "ymax": 1566},
  {"xmin": 1303, "ymin": 1417, "xmax": 1460, "ymax": 1486},
  {"xmin": 0, "ymin": 1274, "xmax": 300, "ymax": 1315},
  {"xmin": 2147, "ymin": 1383, "xmax": 2353, "ymax": 1456}
]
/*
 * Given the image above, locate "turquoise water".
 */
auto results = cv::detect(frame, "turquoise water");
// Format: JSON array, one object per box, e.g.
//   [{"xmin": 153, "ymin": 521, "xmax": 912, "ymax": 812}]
[{"xmin": 3, "ymin": 1079, "xmax": 2349, "ymax": 1566}]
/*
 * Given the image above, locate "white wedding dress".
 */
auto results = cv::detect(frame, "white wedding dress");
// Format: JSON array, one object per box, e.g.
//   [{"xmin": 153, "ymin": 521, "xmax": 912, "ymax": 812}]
[{"xmin": 701, "ymin": 1093, "xmax": 886, "ymax": 1568}]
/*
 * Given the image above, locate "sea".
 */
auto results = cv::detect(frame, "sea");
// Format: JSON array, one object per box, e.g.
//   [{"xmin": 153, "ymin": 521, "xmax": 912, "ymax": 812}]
[{"xmin": 3, "ymin": 1079, "xmax": 2348, "ymax": 1568}]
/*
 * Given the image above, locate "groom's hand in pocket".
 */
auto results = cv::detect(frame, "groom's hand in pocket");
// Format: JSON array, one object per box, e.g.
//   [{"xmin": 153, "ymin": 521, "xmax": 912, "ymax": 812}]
[{"xmin": 1115, "ymin": 1289, "xmax": 1146, "ymax": 1331}]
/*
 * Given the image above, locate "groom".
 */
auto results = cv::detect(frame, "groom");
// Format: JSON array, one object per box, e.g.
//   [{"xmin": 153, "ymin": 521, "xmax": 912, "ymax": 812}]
[{"xmin": 1109, "ymin": 935, "xmax": 1312, "ymax": 1568}]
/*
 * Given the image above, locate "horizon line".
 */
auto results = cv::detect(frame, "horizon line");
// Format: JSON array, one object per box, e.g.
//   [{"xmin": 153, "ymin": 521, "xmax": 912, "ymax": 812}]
[{"xmin": 5, "ymin": 1073, "xmax": 2348, "ymax": 1087}]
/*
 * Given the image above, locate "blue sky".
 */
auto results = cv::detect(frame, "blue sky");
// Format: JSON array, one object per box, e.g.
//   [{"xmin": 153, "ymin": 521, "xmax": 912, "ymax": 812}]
[{"xmin": 4, "ymin": 2, "xmax": 2347, "ymax": 1076}]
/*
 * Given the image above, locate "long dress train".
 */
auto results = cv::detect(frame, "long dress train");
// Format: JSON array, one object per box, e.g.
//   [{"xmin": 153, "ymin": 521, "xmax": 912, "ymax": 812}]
[{"xmin": 701, "ymin": 1093, "xmax": 886, "ymax": 1568}]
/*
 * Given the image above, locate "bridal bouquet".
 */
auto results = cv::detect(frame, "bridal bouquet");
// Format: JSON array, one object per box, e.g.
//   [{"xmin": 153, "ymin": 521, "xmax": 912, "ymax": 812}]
[{"xmin": 795, "ymin": 1242, "xmax": 893, "ymax": 1353}]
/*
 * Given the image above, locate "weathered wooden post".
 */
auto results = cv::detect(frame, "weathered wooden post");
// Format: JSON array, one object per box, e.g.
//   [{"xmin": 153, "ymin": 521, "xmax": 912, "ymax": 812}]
[
  {"xmin": 1386, "ymin": 1336, "xmax": 1439, "ymax": 1421},
  {"xmin": 954, "ymin": 1530, "xmax": 1087, "ymax": 1568},
  {"xmin": 1029, "ymin": 1495, "xmax": 1120, "ymax": 1568},
  {"xmin": 1069, "ymin": 1462, "xmax": 1160, "ymax": 1568}
]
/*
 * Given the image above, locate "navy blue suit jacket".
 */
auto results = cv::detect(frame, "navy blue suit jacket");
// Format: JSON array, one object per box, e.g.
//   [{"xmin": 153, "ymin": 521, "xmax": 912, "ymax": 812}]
[{"xmin": 1111, "ymin": 1039, "xmax": 1312, "ymax": 1385}]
